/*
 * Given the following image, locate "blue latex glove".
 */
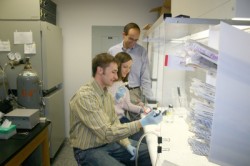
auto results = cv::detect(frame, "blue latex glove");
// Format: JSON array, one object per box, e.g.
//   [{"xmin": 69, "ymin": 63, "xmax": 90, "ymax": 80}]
[
  {"xmin": 126, "ymin": 144, "xmax": 136, "ymax": 161},
  {"xmin": 115, "ymin": 86, "xmax": 126, "ymax": 101},
  {"xmin": 140, "ymin": 110, "xmax": 163, "ymax": 127}
]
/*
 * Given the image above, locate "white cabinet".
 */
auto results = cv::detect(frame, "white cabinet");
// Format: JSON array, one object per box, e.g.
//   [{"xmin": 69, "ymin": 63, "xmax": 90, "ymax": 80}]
[
  {"xmin": 0, "ymin": 0, "xmax": 57, "ymax": 25},
  {"xmin": 144, "ymin": 15, "xmax": 250, "ymax": 166},
  {"xmin": 0, "ymin": 0, "xmax": 40, "ymax": 20},
  {"xmin": 171, "ymin": 0, "xmax": 250, "ymax": 19}
]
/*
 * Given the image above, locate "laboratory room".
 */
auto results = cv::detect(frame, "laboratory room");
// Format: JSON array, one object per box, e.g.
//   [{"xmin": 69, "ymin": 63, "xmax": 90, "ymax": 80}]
[{"xmin": 0, "ymin": 0, "xmax": 250, "ymax": 166}]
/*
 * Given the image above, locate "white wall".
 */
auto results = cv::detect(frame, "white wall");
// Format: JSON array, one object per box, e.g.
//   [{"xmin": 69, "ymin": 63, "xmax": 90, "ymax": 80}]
[
  {"xmin": 172, "ymin": 0, "xmax": 234, "ymax": 19},
  {"xmin": 53, "ymin": 0, "xmax": 162, "ymax": 137}
]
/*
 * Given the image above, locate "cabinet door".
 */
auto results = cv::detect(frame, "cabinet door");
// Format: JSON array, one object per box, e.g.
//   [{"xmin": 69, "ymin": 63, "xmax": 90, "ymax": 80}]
[
  {"xmin": 44, "ymin": 88, "xmax": 65, "ymax": 158},
  {"xmin": 209, "ymin": 22, "xmax": 250, "ymax": 166},
  {"xmin": 0, "ymin": 0, "xmax": 40, "ymax": 20},
  {"xmin": 41, "ymin": 22, "xmax": 63, "ymax": 90}
]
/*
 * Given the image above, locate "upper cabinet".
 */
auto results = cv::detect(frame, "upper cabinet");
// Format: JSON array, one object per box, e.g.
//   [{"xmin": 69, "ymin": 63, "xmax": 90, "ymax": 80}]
[
  {"xmin": 0, "ymin": 0, "xmax": 40, "ymax": 20},
  {"xmin": 144, "ymin": 14, "xmax": 250, "ymax": 166},
  {"xmin": 171, "ymin": 0, "xmax": 250, "ymax": 19},
  {"xmin": 0, "ymin": 0, "xmax": 56, "ymax": 25}
]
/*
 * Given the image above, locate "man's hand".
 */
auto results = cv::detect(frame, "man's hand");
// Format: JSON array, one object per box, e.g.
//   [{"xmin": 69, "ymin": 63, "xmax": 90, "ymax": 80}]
[
  {"xmin": 140, "ymin": 110, "xmax": 163, "ymax": 127},
  {"xmin": 126, "ymin": 144, "xmax": 136, "ymax": 160}
]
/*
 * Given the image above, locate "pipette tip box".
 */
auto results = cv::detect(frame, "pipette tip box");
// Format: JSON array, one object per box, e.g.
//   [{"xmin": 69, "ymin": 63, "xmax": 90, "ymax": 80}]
[{"xmin": 0, "ymin": 125, "xmax": 17, "ymax": 139}]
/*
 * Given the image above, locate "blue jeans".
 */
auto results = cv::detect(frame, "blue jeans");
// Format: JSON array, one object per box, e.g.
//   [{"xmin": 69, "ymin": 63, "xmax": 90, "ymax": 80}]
[
  {"xmin": 120, "ymin": 116, "xmax": 131, "ymax": 123},
  {"xmin": 73, "ymin": 139, "xmax": 151, "ymax": 166}
]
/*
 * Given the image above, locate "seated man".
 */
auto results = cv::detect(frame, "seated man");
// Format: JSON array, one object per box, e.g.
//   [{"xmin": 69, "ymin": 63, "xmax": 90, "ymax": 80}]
[{"xmin": 69, "ymin": 53, "xmax": 163, "ymax": 166}]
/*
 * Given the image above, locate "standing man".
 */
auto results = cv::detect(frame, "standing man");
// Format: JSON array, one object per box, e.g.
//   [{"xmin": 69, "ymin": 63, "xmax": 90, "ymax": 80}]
[
  {"xmin": 69, "ymin": 53, "xmax": 162, "ymax": 166},
  {"xmin": 108, "ymin": 22, "xmax": 154, "ymax": 121}
]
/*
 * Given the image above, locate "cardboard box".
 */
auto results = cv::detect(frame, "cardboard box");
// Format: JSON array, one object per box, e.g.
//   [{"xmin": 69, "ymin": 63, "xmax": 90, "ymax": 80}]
[
  {"xmin": 150, "ymin": 0, "xmax": 171, "ymax": 16},
  {"xmin": 142, "ymin": 24, "xmax": 152, "ymax": 30}
]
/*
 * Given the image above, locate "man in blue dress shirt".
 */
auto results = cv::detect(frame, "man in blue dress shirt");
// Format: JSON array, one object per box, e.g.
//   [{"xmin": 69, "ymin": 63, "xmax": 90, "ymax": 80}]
[{"xmin": 108, "ymin": 22, "xmax": 154, "ymax": 121}]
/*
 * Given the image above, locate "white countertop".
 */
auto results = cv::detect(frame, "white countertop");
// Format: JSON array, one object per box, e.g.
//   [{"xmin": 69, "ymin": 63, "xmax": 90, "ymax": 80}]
[{"xmin": 143, "ymin": 107, "xmax": 219, "ymax": 166}]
